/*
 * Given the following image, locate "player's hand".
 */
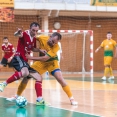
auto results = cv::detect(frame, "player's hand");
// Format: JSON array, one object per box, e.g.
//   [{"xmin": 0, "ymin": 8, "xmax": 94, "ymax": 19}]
[
  {"xmin": 25, "ymin": 54, "xmax": 32, "ymax": 60},
  {"xmin": 95, "ymin": 49, "xmax": 98, "ymax": 53},
  {"xmin": 17, "ymin": 28, "xmax": 22, "ymax": 34},
  {"xmin": 7, "ymin": 57, "xmax": 12, "ymax": 63},
  {"xmin": 14, "ymin": 27, "xmax": 23, "ymax": 36},
  {"xmin": 16, "ymin": 27, "xmax": 23, "ymax": 34}
]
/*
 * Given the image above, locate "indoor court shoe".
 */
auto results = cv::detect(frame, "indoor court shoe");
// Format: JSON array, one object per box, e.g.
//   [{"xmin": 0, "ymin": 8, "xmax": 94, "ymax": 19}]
[
  {"xmin": 6, "ymin": 95, "xmax": 17, "ymax": 102},
  {"xmin": 36, "ymin": 98, "xmax": 51, "ymax": 106},
  {"xmin": 108, "ymin": 76, "xmax": 114, "ymax": 80},
  {"xmin": 101, "ymin": 76, "xmax": 106, "ymax": 80},
  {"xmin": 0, "ymin": 82, "xmax": 7, "ymax": 92},
  {"xmin": 70, "ymin": 99, "xmax": 78, "ymax": 106}
]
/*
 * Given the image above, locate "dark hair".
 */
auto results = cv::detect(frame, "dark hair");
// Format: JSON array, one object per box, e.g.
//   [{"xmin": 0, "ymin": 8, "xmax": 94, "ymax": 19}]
[
  {"xmin": 51, "ymin": 32, "xmax": 62, "ymax": 40},
  {"xmin": 30, "ymin": 22, "xmax": 40, "ymax": 28},
  {"xmin": 3, "ymin": 37, "xmax": 8, "ymax": 40},
  {"xmin": 107, "ymin": 32, "xmax": 111, "ymax": 34}
]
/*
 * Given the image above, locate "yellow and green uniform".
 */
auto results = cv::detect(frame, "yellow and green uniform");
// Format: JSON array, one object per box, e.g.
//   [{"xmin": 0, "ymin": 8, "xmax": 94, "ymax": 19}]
[
  {"xmin": 100, "ymin": 39, "xmax": 117, "ymax": 65},
  {"xmin": 31, "ymin": 35, "xmax": 60, "ymax": 75}
]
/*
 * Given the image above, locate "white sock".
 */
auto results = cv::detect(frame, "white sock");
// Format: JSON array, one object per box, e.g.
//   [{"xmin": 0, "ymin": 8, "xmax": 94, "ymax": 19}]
[
  {"xmin": 69, "ymin": 96, "xmax": 74, "ymax": 100},
  {"xmin": 37, "ymin": 97, "xmax": 43, "ymax": 101},
  {"xmin": 15, "ymin": 95, "xmax": 19, "ymax": 98},
  {"xmin": 3, "ymin": 81, "xmax": 7, "ymax": 85}
]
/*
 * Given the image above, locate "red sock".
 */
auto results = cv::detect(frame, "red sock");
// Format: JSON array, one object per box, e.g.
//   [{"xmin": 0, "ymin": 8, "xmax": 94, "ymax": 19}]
[
  {"xmin": 6, "ymin": 71, "xmax": 22, "ymax": 84},
  {"xmin": 35, "ymin": 81, "xmax": 42, "ymax": 97}
]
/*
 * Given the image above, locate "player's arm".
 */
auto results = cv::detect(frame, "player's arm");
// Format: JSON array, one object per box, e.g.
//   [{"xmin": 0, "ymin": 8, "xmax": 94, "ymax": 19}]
[
  {"xmin": 114, "ymin": 44, "xmax": 117, "ymax": 58},
  {"xmin": 7, "ymin": 47, "xmax": 15, "ymax": 63},
  {"xmin": 60, "ymin": 48, "xmax": 63, "ymax": 59},
  {"xmin": 26, "ymin": 48, "xmax": 58, "ymax": 61},
  {"xmin": 11, "ymin": 47, "xmax": 15, "ymax": 58},
  {"xmin": 95, "ymin": 41, "xmax": 104, "ymax": 53},
  {"xmin": 26, "ymin": 53, "xmax": 50, "ymax": 62},
  {"xmin": 32, "ymin": 48, "xmax": 47, "ymax": 56},
  {"xmin": 14, "ymin": 28, "xmax": 23, "ymax": 38},
  {"xmin": 60, "ymin": 52, "xmax": 63, "ymax": 59},
  {"xmin": 95, "ymin": 46, "xmax": 102, "ymax": 53},
  {"xmin": 1, "ymin": 45, "xmax": 5, "ymax": 58},
  {"xmin": 8, "ymin": 53, "xmax": 15, "ymax": 60},
  {"xmin": 59, "ymin": 42, "xmax": 63, "ymax": 59},
  {"xmin": 27, "ymin": 48, "xmax": 52, "ymax": 62},
  {"xmin": 1, "ymin": 50, "xmax": 5, "ymax": 58},
  {"xmin": 32, "ymin": 48, "xmax": 47, "ymax": 53},
  {"xmin": 28, "ymin": 42, "xmax": 59, "ymax": 61}
]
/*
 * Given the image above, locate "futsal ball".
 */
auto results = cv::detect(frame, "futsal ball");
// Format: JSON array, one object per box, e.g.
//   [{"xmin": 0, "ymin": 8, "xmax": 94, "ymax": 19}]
[{"xmin": 16, "ymin": 96, "xmax": 27, "ymax": 108}]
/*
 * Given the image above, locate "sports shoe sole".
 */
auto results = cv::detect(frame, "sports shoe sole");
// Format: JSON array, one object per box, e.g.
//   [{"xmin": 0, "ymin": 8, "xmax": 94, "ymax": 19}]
[{"xmin": 6, "ymin": 98, "xmax": 16, "ymax": 102}]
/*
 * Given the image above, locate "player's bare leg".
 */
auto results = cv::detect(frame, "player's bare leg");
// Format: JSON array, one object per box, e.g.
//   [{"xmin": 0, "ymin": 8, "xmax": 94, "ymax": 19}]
[{"xmin": 0, "ymin": 67, "xmax": 29, "ymax": 92}]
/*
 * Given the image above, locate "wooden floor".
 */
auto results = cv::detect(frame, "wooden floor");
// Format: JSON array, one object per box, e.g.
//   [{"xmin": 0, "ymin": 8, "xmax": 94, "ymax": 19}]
[{"xmin": 0, "ymin": 72, "xmax": 117, "ymax": 117}]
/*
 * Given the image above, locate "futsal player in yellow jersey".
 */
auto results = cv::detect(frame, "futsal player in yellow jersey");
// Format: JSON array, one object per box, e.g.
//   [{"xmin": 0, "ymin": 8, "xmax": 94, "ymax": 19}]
[
  {"xmin": 95, "ymin": 32, "xmax": 117, "ymax": 80},
  {"xmin": 7, "ymin": 32, "xmax": 78, "ymax": 106}
]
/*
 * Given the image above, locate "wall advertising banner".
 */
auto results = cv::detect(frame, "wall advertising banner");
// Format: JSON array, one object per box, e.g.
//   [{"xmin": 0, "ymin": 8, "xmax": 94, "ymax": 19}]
[
  {"xmin": 0, "ymin": 0, "xmax": 14, "ymax": 22},
  {"xmin": 91, "ymin": 0, "xmax": 117, "ymax": 6}
]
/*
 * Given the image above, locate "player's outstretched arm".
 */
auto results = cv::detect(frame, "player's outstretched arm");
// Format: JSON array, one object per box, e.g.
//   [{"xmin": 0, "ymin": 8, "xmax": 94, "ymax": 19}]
[
  {"xmin": 7, "ymin": 47, "xmax": 15, "ymax": 63},
  {"xmin": 95, "ymin": 46, "xmax": 101, "ymax": 53},
  {"xmin": 1, "ymin": 50, "xmax": 4, "ymax": 58},
  {"xmin": 26, "ymin": 53, "xmax": 50, "ymax": 62},
  {"xmin": 14, "ymin": 28, "xmax": 23, "ymax": 38}
]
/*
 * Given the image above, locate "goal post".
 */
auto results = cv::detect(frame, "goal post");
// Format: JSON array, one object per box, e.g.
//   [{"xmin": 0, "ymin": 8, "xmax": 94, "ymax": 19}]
[{"xmin": 37, "ymin": 30, "xmax": 93, "ymax": 73}]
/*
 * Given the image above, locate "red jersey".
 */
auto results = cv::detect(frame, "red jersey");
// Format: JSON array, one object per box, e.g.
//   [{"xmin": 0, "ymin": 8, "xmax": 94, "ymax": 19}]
[
  {"xmin": 2, "ymin": 43, "xmax": 15, "ymax": 60},
  {"xmin": 15, "ymin": 30, "xmax": 36, "ymax": 62}
]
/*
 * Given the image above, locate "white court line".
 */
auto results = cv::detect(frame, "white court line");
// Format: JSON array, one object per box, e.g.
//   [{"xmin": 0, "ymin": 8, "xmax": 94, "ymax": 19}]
[
  {"xmin": 0, "ymin": 96, "xmax": 103, "ymax": 117},
  {"xmin": 47, "ymin": 105, "xmax": 103, "ymax": 117}
]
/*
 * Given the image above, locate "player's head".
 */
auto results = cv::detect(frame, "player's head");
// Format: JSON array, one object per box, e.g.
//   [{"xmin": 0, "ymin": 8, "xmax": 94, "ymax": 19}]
[
  {"xmin": 107, "ymin": 32, "xmax": 112, "ymax": 40},
  {"xmin": 3, "ymin": 37, "xmax": 9, "ymax": 44},
  {"xmin": 29, "ymin": 22, "xmax": 40, "ymax": 37},
  {"xmin": 48, "ymin": 32, "xmax": 62, "ymax": 47}
]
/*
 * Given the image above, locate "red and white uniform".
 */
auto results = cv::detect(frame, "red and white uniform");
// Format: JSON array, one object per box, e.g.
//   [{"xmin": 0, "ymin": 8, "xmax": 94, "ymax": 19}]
[
  {"xmin": 15, "ymin": 30, "xmax": 36, "ymax": 62},
  {"xmin": 2, "ymin": 43, "xmax": 15, "ymax": 60}
]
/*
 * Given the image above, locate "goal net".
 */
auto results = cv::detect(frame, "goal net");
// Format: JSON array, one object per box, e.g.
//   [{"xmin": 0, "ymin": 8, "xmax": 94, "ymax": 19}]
[{"xmin": 36, "ymin": 30, "xmax": 93, "ymax": 73}]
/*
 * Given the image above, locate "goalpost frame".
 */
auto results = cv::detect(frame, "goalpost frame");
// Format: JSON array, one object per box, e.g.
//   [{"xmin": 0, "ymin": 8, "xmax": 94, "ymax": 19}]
[{"xmin": 37, "ymin": 30, "xmax": 93, "ymax": 73}]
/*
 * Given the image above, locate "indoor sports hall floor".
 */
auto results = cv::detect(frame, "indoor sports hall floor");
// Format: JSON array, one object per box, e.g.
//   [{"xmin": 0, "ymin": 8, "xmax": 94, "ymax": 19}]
[{"xmin": 0, "ymin": 72, "xmax": 117, "ymax": 117}]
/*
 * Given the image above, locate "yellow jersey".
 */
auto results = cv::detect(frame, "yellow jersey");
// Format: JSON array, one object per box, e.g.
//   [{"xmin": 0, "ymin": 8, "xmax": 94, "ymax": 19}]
[
  {"xmin": 36, "ymin": 35, "xmax": 60, "ymax": 61},
  {"xmin": 100, "ymin": 39, "xmax": 117, "ymax": 57}
]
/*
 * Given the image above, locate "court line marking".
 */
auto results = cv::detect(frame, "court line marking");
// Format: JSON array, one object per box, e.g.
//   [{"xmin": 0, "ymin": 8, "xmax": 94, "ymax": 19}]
[
  {"xmin": 47, "ymin": 105, "xmax": 103, "ymax": 117},
  {"xmin": 0, "ymin": 96, "xmax": 103, "ymax": 117}
]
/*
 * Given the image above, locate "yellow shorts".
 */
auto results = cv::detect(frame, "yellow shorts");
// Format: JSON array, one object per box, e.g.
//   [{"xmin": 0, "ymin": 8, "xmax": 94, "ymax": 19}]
[
  {"xmin": 104, "ymin": 56, "xmax": 113, "ymax": 65},
  {"xmin": 31, "ymin": 60, "xmax": 60, "ymax": 75}
]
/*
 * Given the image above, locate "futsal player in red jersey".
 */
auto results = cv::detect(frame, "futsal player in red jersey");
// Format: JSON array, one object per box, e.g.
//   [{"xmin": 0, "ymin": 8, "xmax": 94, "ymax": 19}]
[
  {"xmin": 0, "ymin": 37, "xmax": 15, "ymax": 70},
  {"xmin": 15, "ymin": 29, "xmax": 37, "ymax": 62}
]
